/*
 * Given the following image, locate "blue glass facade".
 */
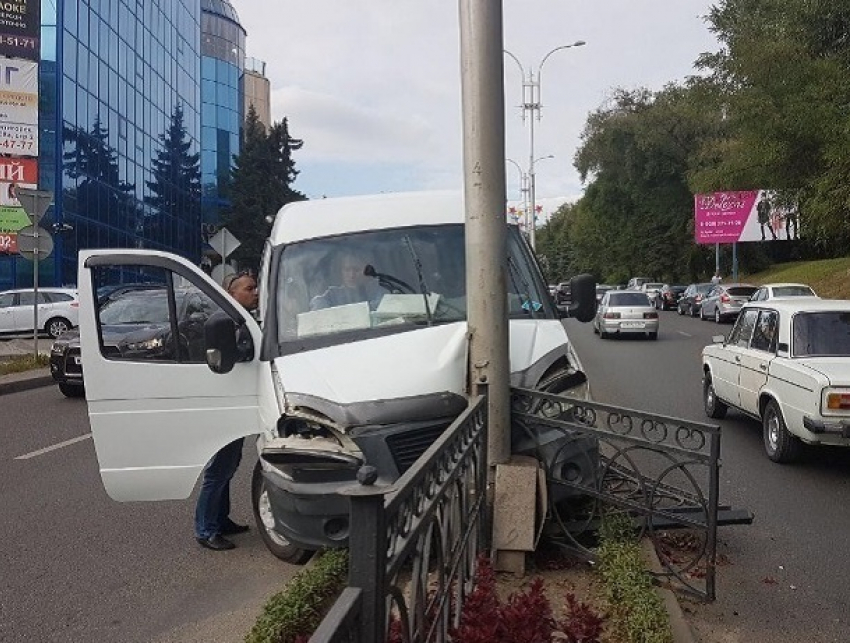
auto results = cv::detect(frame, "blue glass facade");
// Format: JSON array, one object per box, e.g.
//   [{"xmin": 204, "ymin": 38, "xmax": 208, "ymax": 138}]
[
  {"xmin": 200, "ymin": 0, "xmax": 245, "ymax": 226},
  {"xmin": 0, "ymin": 0, "xmax": 202, "ymax": 290}
]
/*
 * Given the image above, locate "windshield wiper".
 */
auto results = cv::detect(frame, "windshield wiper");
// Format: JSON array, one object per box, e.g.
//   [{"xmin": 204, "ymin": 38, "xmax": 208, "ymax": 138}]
[{"xmin": 402, "ymin": 234, "xmax": 433, "ymax": 326}]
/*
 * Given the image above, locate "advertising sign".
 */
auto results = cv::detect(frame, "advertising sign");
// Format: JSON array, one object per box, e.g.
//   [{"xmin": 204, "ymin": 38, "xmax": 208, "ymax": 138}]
[
  {"xmin": 0, "ymin": 231, "xmax": 17, "ymax": 254},
  {"xmin": 0, "ymin": 58, "xmax": 38, "ymax": 152},
  {"xmin": 0, "ymin": 0, "xmax": 40, "ymax": 61},
  {"xmin": 0, "ymin": 156, "xmax": 36, "ymax": 231},
  {"xmin": 694, "ymin": 190, "xmax": 800, "ymax": 244}
]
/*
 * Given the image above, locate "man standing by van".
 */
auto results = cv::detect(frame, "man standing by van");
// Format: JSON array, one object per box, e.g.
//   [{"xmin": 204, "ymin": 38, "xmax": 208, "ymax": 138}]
[{"xmin": 194, "ymin": 271, "xmax": 259, "ymax": 551}]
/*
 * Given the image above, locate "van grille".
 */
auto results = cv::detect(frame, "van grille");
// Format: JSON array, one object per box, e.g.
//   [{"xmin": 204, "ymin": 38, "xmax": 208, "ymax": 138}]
[{"xmin": 385, "ymin": 424, "xmax": 449, "ymax": 473}]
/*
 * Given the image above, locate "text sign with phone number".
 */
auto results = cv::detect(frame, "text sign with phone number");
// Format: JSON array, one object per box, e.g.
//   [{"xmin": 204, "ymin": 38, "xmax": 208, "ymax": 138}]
[{"xmin": 0, "ymin": 232, "xmax": 17, "ymax": 254}]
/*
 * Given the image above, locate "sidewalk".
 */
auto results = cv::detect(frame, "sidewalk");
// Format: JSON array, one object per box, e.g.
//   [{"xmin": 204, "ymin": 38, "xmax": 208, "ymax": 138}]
[{"xmin": 0, "ymin": 338, "xmax": 54, "ymax": 396}]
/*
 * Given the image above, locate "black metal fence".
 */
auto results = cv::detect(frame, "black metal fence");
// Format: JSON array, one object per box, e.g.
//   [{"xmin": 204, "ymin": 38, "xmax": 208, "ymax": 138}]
[
  {"xmin": 511, "ymin": 387, "xmax": 722, "ymax": 600},
  {"xmin": 311, "ymin": 395, "xmax": 489, "ymax": 643},
  {"xmin": 312, "ymin": 387, "xmax": 725, "ymax": 642}
]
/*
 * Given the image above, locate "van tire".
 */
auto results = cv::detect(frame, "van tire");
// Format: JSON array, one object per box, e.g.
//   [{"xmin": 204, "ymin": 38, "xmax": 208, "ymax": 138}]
[{"xmin": 251, "ymin": 462, "xmax": 314, "ymax": 564}]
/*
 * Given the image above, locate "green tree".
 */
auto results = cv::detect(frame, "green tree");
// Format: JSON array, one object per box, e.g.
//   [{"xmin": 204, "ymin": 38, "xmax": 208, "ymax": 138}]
[
  {"xmin": 695, "ymin": 0, "xmax": 850, "ymax": 254},
  {"xmin": 145, "ymin": 103, "xmax": 202, "ymax": 258},
  {"xmin": 222, "ymin": 106, "xmax": 306, "ymax": 269},
  {"xmin": 567, "ymin": 86, "xmax": 718, "ymax": 283}
]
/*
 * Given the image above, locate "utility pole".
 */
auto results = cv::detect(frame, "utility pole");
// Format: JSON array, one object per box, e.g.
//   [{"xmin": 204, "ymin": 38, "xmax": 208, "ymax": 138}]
[{"xmin": 459, "ymin": 0, "xmax": 511, "ymax": 467}]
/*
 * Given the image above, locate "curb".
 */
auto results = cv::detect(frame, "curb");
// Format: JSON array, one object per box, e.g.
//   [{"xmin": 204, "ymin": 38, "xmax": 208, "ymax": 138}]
[
  {"xmin": 642, "ymin": 539, "xmax": 698, "ymax": 643},
  {"xmin": 0, "ymin": 369, "xmax": 55, "ymax": 396}
]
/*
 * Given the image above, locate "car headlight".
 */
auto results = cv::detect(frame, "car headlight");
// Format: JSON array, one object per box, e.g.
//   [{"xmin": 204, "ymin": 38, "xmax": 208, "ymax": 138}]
[
  {"xmin": 821, "ymin": 387, "xmax": 850, "ymax": 416},
  {"xmin": 124, "ymin": 337, "xmax": 165, "ymax": 352}
]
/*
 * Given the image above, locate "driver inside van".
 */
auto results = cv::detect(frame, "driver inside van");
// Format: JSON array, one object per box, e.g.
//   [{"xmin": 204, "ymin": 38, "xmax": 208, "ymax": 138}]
[{"xmin": 310, "ymin": 251, "xmax": 385, "ymax": 310}]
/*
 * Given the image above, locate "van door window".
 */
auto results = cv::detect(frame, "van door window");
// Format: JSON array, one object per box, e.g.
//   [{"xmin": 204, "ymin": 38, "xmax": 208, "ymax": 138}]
[{"xmin": 90, "ymin": 265, "xmax": 227, "ymax": 363}]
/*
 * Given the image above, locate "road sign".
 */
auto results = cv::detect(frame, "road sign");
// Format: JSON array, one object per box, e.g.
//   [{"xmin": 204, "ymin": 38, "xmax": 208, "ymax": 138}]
[
  {"xmin": 15, "ymin": 187, "xmax": 54, "ymax": 225},
  {"xmin": 17, "ymin": 224, "xmax": 53, "ymax": 260},
  {"xmin": 209, "ymin": 227, "xmax": 241, "ymax": 259}
]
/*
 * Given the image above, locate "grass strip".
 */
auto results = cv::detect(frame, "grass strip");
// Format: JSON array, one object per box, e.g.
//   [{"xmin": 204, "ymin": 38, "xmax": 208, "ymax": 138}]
[
  {"xmin": 596, "ymin": 513, "xmax": 673, "ymax": 643},
  {"xmin": 245, "ymin": 548, "xmax": 349, "ymax": 643},
  {"xmin": 0, "ymin": 354, "xmax": 49, "ymax": 376}
]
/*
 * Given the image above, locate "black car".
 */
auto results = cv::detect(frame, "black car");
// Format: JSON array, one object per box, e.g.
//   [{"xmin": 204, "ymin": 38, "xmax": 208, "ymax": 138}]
[
  {"xmin": 655, "ymin": 284, "xmax": 686, "ymax": 311},
  {"xmin": 50, "ymin": 287, "xmax": 216, "ymax": 397},
  {"xmin": 554, "ymin": 282, "xmax": 571, "ymax": 305},
  {"xmin": 677, "ymin": 283, "xmax": 713, "ymax": 317}
]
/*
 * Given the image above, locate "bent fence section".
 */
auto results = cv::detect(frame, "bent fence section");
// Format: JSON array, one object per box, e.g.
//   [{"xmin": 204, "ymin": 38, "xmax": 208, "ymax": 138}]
[
  {"xmin": 311, "ymin": 395, "xmax": 488, "ymax": 643},
  {"xmin": 510, "ymin": 387, "xmax": 722, "ymax": 601}
]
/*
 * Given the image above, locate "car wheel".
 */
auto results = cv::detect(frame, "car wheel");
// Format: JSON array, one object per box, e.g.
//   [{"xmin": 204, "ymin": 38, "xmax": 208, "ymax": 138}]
[
  {"xmin": 45, "ymin": 317, "xmax": 71, "ymax": 339},
  {"xmin": 700, "ymin": 306, "xmax": 706, "ymax": 320},
  {"xmin": 649, "ymin": 332, "xmax": 658, "ymax": 340},
  {"xmin": 251, "ymin": 462, "xmax": 314, "ymax": 564},
  {"xmin": 691, "ymin": 305, "xmax": 698, "ymax": 318},
  {"xmin": 703, "ymin": 373, "xmax": 727, "ymax": 419},
  {"xmin": 714, "ymin": 308, "xmax": 722, "ymax": 323},
  {"xmin": 677, "ymin": 304, "xmax": 684, "ymax": 316},
  {"xmin": 58, "ymin": 382, "xmax": 85, "ymax": 398},
  {"xmin": 599, "ymin": 329, "xmax": 608, "ymax": 339},
  {"xmin": 763, "ymin": 400, "xmax": 803, "ymax": 463}
]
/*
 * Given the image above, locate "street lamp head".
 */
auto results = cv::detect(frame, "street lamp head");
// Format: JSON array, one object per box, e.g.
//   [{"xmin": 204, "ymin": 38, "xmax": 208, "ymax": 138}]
[{"xmin": 572, "ymin": 40, "xmax": 586, "ymax": 47}]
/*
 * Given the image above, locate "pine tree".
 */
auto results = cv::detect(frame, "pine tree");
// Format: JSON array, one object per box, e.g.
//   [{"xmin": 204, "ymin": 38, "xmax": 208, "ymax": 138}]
[
  {"xmin": 222, "ymin": 105, "xmax": 306, "ymax": 269},
  {"xmin": 145, "ymin": 104, "xmax": 202, "ymax": 258},
  {"xmin": 63, "ymin": 117, "xmax": 138, "ymax": 240}
]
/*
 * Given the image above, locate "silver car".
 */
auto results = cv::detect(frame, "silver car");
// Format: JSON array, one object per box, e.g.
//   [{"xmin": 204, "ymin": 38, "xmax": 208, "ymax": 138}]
[
  {"xmin": 593, "ymin": 290, "xmax": 659, "ymax": 339},
  {"xmin": 700, "ymin": 283, "xmax": 758, "ymax": 323}
]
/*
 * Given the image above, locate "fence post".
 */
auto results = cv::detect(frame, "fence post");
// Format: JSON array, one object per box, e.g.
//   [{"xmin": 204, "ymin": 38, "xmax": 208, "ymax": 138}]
[{"xmin": 344, "ymin": 467, "xmax": 390, "ymax": 643}]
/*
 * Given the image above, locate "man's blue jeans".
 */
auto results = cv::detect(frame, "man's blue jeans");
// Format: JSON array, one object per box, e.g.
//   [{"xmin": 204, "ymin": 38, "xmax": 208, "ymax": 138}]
[{"xmin": 194, "ymin": 438, "xmax": 244, "ymax": 539}]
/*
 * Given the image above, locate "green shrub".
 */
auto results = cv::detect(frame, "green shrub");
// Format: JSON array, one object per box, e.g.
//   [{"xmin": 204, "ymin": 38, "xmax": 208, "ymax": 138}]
[
  {"xmin": 0, "ymin": 354, "xmax": 49, "ymax": 376},
  {"xmin": 596, "ymin": 513, "xmax": 672, "ymax": 643},
  {"xmin": 245, "ymin": 548, "xmax": 349, "ymax": 643}
]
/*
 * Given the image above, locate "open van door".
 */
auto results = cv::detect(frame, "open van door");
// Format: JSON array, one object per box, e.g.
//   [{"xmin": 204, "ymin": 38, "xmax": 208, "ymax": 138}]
[{"xmin": 78, "ymin": 250, "xmax": 265, "ymax": 502}]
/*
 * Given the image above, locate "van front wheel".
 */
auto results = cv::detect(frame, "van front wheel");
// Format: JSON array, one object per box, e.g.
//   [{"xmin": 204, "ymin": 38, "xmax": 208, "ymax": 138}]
[{"xmin": 251, "ymin": 462, "xmax": 314, "ymax": 564}]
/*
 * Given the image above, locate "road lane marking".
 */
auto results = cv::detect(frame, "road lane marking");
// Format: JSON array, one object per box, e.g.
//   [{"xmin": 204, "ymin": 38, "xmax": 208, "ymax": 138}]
[
  {"xmin": 15, "ymin": 434, "xmax": 92, "ymax": 460},
  {"xmin": 678, "ymin": 331, "xmax": 693, "ymax": 337}
]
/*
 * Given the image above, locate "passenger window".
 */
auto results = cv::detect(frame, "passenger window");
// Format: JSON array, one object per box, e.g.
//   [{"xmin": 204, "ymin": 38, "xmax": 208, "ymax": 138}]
[
  {"xmin": 750, "ymin": 310, "xmax": 778, "ymax": 353},
  {"xmin": 728, "ymin": 309, "xmax": 758, "ymax": 347},
  {"xmin": 18, "ymin": 292, "xmax": 49, "ymax": 305},
  {"xmin": 0, "ymin": 293, "xmax": 13, "ymax": 308},
  {"xmin": 91, "ymin": 265, "xmax": 228, "ymax": 364}
]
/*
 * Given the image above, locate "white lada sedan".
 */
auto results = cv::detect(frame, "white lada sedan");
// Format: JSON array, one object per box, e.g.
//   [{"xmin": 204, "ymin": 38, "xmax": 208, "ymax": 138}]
[{"xmin": 702, "ymin": 299, "xmax": 850, "ymax": 463}]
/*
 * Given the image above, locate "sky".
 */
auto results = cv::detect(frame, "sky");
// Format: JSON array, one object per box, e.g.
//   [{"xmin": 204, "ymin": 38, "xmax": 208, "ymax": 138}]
[{"xmin": 234, "ymin": 1, "xmax": 720, "ymax": 217}]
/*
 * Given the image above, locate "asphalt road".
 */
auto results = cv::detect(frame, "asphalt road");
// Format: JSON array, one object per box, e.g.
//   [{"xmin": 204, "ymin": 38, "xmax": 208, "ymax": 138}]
[
  {"xmin": 0, "ymin": 385, "xmax": 298, "ymax": 643},
  {"xmin": 565, "ymin": 310, "xmax": 850, "ymax": 643}
]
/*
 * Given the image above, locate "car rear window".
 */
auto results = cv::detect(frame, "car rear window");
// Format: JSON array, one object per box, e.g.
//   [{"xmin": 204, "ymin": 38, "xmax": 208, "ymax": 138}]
[
  {"xmin": 46, "ymin": 292, "xmax": 74, "ymax": 303},
  {"xmin": 773, "ymin": 286, "xmax": 814, "ymax": 297},
  {"xmin": 793, "ymin": 312, "xmax": 850, "ymax": 356},
  {"xmin": 609, "ymin": 292, "xmax": 650, "ymax": 306},
  {"xmin": 727, "ymin": 287, "xmax": 758, "ymax": 297}
]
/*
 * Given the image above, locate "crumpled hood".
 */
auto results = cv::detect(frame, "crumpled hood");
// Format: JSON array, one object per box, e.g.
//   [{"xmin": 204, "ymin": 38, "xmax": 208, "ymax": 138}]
[
  {"xmin": 275, "ymin": 323, "xmax": 470, "ymax": 406},
  {"xmin": 274, "ymin": 318, "xmax": 573, "ymax": 408}
]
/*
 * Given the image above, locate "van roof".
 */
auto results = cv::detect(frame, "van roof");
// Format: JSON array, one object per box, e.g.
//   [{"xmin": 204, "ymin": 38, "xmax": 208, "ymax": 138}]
[{"xmin": 269, "ymin": 191, "xmax": 465, "ymax": 245}]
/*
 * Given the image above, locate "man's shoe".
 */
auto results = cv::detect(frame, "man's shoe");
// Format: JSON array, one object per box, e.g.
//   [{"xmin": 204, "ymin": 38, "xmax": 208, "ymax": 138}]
[
  {"xmin": 196, "ymin": 534, "xmax": 236, "ymax": 551},
  {"xmin": 221, "ymin": 521, "xmax": 250, "ymax": 536}
]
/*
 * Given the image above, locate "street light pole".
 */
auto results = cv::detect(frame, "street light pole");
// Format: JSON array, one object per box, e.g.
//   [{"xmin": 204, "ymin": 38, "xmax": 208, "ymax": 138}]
[{"xmin": 504, "ymin": 41, "xmax": 585, "ymax": 249}]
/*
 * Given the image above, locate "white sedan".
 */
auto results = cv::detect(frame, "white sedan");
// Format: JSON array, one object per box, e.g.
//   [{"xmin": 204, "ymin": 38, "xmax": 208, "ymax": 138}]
[{"xmin": 702, "ymin": 299, "xmax": 850, "ymax": 463}]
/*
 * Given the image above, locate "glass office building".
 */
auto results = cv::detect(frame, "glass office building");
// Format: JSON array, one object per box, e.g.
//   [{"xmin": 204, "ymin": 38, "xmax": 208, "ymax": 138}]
[
  {"xmin": 200, "ymin": 0, "xmax": 245, "ymax": 226},
  {"xmin": 0, "ymin": 0, "xmax": 202, "ymax": 290}
]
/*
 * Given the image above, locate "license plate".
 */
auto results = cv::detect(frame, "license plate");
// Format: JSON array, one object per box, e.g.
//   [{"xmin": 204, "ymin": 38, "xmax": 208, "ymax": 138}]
[
  {"xmin": 621, "ymin": 322, "xmax": 645, "ymax": 329},
  {"xmin": 74, "ymin": 356, "xmax": 82, "ymax": 365}
]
